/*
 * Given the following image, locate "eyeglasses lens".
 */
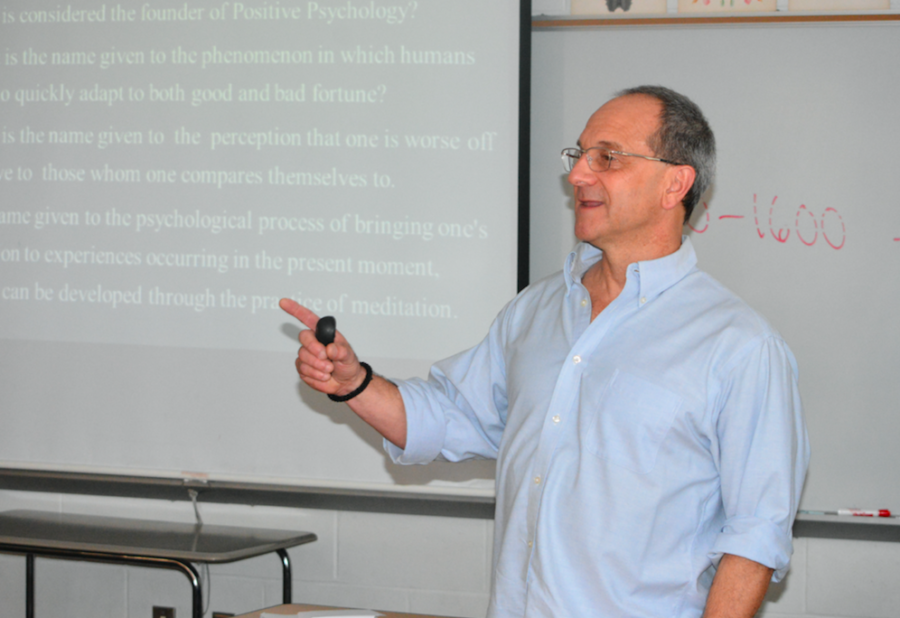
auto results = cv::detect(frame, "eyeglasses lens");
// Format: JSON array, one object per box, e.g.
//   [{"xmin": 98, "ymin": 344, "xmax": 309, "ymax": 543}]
[
  {"xmin": 562, "ymin": 148, "xmax": 611, "ymax": 173},
  {"xmin": 562, "ymin": 149, "xmax": 581, "ymax": 173}
]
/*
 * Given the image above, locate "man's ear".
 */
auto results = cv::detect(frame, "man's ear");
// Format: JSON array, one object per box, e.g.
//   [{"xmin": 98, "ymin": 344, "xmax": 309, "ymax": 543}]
[{"xmin": 662, "ymin": 165, "xmax": 696, "ymax": 211}]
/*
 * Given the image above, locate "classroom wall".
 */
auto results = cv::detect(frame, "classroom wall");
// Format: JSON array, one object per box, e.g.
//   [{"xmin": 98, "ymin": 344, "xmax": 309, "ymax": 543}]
[{"xmin": 4, "ymin": 20, "xmax": 900, "ymax": 618}]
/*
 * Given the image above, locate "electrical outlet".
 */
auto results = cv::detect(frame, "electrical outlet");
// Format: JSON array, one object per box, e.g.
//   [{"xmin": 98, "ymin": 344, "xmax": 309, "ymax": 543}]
[{"xmin": 152, "ymin": 607, "xmax": 175, "ymax": 618}]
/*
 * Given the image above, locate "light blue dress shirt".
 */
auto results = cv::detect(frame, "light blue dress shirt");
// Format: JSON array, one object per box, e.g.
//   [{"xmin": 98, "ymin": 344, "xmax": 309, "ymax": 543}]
[{"xmin": 388, "ymin": 238, "xmax": 809, "ymax": 618}]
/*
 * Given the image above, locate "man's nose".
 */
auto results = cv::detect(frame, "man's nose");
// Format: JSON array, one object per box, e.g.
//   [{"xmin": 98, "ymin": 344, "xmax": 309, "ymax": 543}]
[{"xmin": 567, "ymin": 155, "xmax": 596, "ymax": 187}]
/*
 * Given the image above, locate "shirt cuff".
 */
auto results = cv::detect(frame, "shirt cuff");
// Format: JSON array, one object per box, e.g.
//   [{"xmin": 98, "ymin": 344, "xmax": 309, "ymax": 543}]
[
  {"xmin": 383, "ymin": 378, "xmax": 447, "ymax": 465},
  {"xmin": 710, "ymin": 516, "xmax": 794, "ymax": 582}
]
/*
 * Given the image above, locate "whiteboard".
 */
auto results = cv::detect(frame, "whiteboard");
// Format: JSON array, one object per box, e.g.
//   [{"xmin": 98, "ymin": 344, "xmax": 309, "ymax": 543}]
[{"xmin": 530, "ymin": 21, "xmax": 900, "ymax": 511}]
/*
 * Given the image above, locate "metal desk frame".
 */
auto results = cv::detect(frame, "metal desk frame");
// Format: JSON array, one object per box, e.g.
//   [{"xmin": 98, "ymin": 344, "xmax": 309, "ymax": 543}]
[{"xmin": 0, "ymin": 510, "xmax": 315, "ymax": 618}]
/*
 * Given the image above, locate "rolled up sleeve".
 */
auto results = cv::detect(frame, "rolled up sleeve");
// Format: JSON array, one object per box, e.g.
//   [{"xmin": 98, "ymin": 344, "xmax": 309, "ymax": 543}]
[
  {"xmin": 710, "ymin": 335, "xmax": 810, "ymax": 582},
  {"xmin": 385, "ymin": 306, "xmax": 511, "ymax": 466}
]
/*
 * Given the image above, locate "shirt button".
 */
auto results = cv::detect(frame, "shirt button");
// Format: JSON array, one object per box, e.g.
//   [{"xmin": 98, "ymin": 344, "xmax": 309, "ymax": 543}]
[
  {"xmin": 534, "ymin": 476, "xmax": 541, "ymax": 484},
  {"xmin": 552, "ymin": 415, "xmax": 561, "ymax": 424},
  {"xmin": 573, "ymin": 355, "xmax": 581, "ymax": 364},
  {"xmin": 581, "ymin": 299, "xmax": 587, "ymax": 307},
  {"xmin": 528, "ymin": 540, "xmax": 533, "ymax": 548},
  {"xmin": 640, "ymin": 297, "xmax": 647, "ymax": 304}
]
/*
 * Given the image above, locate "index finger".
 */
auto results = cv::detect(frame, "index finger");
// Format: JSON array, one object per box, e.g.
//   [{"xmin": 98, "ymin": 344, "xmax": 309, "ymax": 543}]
[{"xmin": 279, "ymin": 298, "xmax": 320, "ymax": 331}]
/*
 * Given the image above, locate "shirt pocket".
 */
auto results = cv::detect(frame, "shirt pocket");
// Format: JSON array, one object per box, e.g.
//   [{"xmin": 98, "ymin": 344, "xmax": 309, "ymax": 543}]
[{"xmin": 582, "ymin": 369, "xmax": 683, "ymax": 474}]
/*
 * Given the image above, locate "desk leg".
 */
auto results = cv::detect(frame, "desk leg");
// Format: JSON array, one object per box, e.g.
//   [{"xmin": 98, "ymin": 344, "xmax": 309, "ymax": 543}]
[
  {"xmin": 25, "ymin": 554, "xmax": 34, "ymax": 618},
  {"xmin": 182, "ymin": 560, "xmax": 203, "ymax": 618},
  {"xmin": 2, "ymin": 545, "xmax": 202, "ymax": 618},
  {"xmin": 277, "ymin": 548, "xmax": 291, "ymax": 603}
]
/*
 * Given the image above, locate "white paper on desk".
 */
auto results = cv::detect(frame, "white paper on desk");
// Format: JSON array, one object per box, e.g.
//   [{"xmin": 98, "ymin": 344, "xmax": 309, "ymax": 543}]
[{"xmin": 259, "ymin": 609, "xmax": 384, "ymax": 618}]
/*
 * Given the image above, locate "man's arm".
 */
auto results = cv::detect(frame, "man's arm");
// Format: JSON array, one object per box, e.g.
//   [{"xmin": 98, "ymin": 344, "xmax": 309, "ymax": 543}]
[
  {"xmin": 280, "ymin": 298, "xmax": 407, "ymax": 448},
  {"xmin": 702, "ymin": 553, "xmax": 773, "ymax": 618},
  {"xmin": 710, "ymin": 335, "xmax": 808, "ymax": 589}
]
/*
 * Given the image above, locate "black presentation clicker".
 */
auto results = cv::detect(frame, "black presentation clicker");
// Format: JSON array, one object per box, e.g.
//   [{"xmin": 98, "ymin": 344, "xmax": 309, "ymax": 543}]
[{"xmin": 315, "ymin": 316, "xmax": 336, "ymax": 346}]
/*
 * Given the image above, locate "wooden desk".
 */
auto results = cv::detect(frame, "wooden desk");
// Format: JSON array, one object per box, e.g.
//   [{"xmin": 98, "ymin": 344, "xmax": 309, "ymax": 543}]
[
  {"xmin": 0, "ymin": 510, "xmax": 317, "ymax": 618},
  {"xmin": 237, "ymin": 604, "xmax": 457, "ymax": 618}
]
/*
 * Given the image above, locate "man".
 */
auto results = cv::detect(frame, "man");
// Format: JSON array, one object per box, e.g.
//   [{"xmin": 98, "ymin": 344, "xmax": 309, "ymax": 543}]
[{"xmin": 280, "ymin": 85, "xmax": 809, "ymax": 618}]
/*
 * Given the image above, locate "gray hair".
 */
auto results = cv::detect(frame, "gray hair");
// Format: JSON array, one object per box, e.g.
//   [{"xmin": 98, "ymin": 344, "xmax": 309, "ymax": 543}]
[{"xmin": 616, "ymin": 85, "xmax": 716, "ymax": 222}]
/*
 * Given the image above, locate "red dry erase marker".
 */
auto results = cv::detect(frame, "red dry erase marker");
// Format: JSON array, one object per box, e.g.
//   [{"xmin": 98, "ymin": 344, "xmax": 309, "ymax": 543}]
[
  {"xmin": 800, "ymin": 509, "xmax": 894, "ymax": 518},
  {"xmin": 838, "ymin": 509, "xmax": 892, "ymax": 517}
]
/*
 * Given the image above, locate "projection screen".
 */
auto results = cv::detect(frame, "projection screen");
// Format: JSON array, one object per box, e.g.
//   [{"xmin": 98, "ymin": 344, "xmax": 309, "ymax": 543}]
[{"xmin": 0, "ymin": 0, "xmax": 527, "ymax": 497}]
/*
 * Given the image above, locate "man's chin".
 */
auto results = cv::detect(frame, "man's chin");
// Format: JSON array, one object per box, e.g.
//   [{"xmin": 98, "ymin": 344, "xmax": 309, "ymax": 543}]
[
  {"xmin": 574, "ymin": 221, "xmax": 607, "ymax": 244},
  {"xmin": 574, "ymin": 234, "xmax": 606, "ymax": 251}
]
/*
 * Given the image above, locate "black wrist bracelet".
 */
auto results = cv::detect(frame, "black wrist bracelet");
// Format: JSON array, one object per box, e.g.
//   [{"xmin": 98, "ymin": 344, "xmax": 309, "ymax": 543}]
[{"xmin": 328, "ymin": 362, "xmax": 373, "ymax": 402}]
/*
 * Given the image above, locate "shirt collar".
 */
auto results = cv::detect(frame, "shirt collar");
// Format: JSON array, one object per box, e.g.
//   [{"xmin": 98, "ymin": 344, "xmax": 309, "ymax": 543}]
[{"xmin": 564, "ymin": 236, "xmax": 698, "ymax": 303}]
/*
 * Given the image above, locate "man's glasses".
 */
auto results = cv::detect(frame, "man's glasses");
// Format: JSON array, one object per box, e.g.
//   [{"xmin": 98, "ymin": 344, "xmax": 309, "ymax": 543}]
[{"xmin": 561, "ymin": 147, "xmax": 683, "ymax": 173}]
